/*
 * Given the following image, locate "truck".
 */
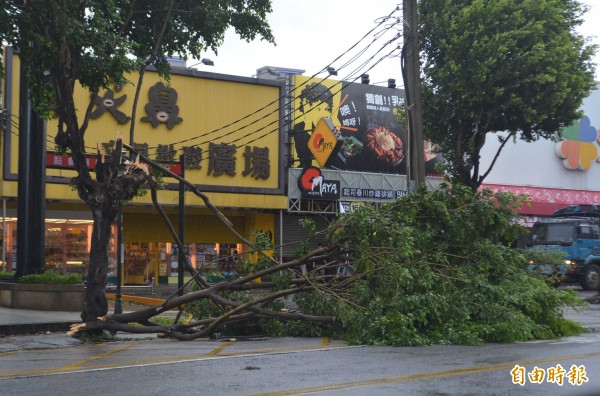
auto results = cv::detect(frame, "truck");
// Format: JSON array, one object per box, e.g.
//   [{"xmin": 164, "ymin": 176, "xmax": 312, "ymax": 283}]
[{"xmin": 527, "ymin": 204, "xmax": 600, "ymax": 290}]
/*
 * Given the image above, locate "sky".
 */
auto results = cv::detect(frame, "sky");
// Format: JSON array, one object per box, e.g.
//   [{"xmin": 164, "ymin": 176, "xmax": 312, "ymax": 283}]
[{"xmin": 192, "ymin": 0, "xmax": 600, "ymax": 84}]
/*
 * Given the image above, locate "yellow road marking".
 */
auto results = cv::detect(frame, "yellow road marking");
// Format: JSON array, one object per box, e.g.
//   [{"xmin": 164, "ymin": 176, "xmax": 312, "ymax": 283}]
[
  {"xmin": 0, "ymin": 343, "xmax": 139, "ymax": 378},
  {"xmin": 249, "ymin": 351, "xmax": 600, "ymax": 396},
  {"xmin": 207, "ymin": 341, "xmax": 233, "ymax": 356},
  {"xmin": 0, "ymin": 341, "xmax": 349, "ymax": 378},
  {"xmin": 218, "ymin": 343, "xmax": 347, "ymax": 357},
  {"xmin": 61, "ymin": 342, "xmax": 139, "ymax": 369}
]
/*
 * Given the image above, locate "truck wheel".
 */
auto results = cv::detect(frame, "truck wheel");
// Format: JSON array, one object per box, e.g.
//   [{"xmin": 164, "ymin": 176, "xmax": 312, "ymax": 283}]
[{"xmin": 581, "ymin": 264, "xmax": 600, "ymax": 291}]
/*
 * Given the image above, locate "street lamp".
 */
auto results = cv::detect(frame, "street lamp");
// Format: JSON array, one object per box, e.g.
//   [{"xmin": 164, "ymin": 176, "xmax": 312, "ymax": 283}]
[{"xmin": 188, "ymin": 58, "xmax": 214, "ymax": 68}]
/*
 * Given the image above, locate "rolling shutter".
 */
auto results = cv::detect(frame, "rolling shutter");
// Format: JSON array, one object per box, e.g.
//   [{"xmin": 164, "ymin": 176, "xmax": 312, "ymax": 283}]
[{"xmin": 123, "ymin": 212, "xmax": 244, "ymax": 244}]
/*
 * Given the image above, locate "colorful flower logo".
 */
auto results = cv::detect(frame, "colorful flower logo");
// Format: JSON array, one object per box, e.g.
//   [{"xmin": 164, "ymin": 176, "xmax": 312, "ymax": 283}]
[{"xmin": 555, "ymin": 116, "xmax": 599, "ymax": 171}]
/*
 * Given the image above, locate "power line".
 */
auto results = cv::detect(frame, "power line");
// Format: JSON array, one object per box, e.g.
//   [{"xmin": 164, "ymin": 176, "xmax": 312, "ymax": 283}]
[
  {"xmin": 9, "ymin": 6, "xmax": 404, "ymax": 166},
  {"xmin": 139, "ymin": 7, "xmax": 402, "ymax": 151},
  {"xmin": 13, "ymin": 30, "xmax": 400, "ymax": 168}
]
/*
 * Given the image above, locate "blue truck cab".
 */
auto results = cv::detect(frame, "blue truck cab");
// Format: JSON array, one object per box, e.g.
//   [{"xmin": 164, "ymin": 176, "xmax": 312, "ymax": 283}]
[{"xmin": 527, "ymin": 205, "xmax": 600, "ymax": 290}]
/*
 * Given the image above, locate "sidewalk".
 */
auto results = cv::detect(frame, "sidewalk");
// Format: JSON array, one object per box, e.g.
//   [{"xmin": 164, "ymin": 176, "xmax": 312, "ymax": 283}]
[
  {"xmin": 0, "ymin": 286, "xmax": 177, "ymax": 351},
  {"xmin": 0, "ymin": 284, "xmax": 179, "ymax": 337}
]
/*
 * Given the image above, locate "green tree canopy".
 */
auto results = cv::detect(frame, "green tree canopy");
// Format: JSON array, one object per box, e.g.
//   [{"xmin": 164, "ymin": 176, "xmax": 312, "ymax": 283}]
[
  {"xmin": 0, "ymin": 0, "xmax": 274, "ymax": 113},
  {"xmin": 419, "ymin": 0, "xmax": 597, "ymax": 189}
]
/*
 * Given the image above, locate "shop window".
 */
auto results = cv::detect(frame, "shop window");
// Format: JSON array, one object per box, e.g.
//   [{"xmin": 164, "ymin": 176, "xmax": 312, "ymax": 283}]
[{"xmin": 1, "ymin": 218, "xmax": 116, "ymax": 276}]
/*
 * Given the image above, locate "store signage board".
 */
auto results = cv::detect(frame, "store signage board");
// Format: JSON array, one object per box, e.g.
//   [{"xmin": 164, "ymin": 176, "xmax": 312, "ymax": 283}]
[
  {"xmin": 307, "ymin": 117, "xmax": 341, "ymax": 168},
  {"xmin": 45, "ymin": 152, "xmax": 182, "ymax": 176},
  {"xmin": 46, "ymin": 153, "xmax": 98, "ymax": 170},
  {"xmin": 297, "ymin": 166, "xmax": 340, "ymax": 200},
  {"xmin": 339, "ymin": 201, "xmax": 365, "ymax": 213}
]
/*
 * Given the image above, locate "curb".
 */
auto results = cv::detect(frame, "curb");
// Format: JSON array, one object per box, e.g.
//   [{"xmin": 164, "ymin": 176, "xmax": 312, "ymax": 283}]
[
  {"xmin": 0, "ymin": 321, "xmax": 79, "ymax": 336},
  {"xmin": 106, "ymin": 293, "xmax": 166, "ymax": 306}
]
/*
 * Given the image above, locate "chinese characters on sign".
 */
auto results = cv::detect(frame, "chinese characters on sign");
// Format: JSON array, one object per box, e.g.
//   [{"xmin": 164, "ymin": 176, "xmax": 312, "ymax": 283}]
[
  {"xmin": 208, "ymin": 142, "xmax": 237, "ymax": 177},
  {"xmin": 90, "ymin": 90, "xmax": 131, "ymax": 124},
  {"xmin": 342, "ymin": 187, "xmax": 406, "ymax": 200},
  {"xmin": 364, "ymin": 92, "xmax": 403, "ymax": 112},
  {"xmin": 86, "ymin": 83, "xmax": 272, "ymax": 180},
  {"xmin": 510, "ymin": 364, "xmax": 588, "ymax": 387},
  {"xmin": 102, "ymin": 141, "xmax": 269, "ymax": 180},
  {"xmin": 243, "ymin": 146, "xmax": 270, "ymax": 179},
  {"xmin": 141, "ymin": 82, "xmax": 183, "ymax": 129},
  {"xmin": 47, "ymin": 143, "xmax": 271, "ymax": 181},
  {"xmin": 46, "ymin": 153, "xmax": 98, "ymax": 170}
]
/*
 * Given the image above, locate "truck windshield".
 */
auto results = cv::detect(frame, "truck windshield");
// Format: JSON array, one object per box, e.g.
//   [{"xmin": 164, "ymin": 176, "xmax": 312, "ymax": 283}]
[{"xmin": 530, "ymin": 223, "xmax": 575, "ymax": 245}]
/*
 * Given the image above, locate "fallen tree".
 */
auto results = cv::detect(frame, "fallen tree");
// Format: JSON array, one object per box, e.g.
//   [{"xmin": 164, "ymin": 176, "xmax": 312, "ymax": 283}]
[{"xmin": 71, "ymin": 182, "xmax": 587, "ymax": 345}]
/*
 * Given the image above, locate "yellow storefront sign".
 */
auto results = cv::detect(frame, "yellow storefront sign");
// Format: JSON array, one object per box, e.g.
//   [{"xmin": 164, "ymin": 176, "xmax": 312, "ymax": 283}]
[{"xmin": 1, "ymin": 53, "xmax": 287, "ymax": 209}]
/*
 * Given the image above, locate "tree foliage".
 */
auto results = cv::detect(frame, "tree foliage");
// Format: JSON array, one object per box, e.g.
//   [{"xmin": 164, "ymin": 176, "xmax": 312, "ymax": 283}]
[
  {"xmin": 295, "ymin": 184, "xmax": 584, "ymax": 345},
  {"xmin": 0, "ymin": 0, "xmax": 274, "ymax": 323},
  {"xmin": 72, "ymin": 184, "xmax": 585, "ymax": 345},
  {"xmin": 419, "ymin": 0, "xmax": 597, "ymax": 189},
  {"xmin": 0, "ymin": 1, "xmax": 274, "ymax": 110}
]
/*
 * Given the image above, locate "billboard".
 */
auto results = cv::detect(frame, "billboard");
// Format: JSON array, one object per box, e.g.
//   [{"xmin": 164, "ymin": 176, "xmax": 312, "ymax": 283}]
[{"xmin": 291, "ymin": 75, "xmax": 442, "ymax": 174}]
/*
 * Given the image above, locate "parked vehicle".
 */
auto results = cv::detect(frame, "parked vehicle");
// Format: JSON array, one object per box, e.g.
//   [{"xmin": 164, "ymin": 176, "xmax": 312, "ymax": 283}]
[{"xmin": 527, "ymin": 205, "xmax": 600, "ymax": 290}]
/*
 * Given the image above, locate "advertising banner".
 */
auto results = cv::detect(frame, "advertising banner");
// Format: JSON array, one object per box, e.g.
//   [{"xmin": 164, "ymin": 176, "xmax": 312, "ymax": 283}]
[{"xmin": 292, "ymin": 75, "xmax": 442, "ymax": 174}]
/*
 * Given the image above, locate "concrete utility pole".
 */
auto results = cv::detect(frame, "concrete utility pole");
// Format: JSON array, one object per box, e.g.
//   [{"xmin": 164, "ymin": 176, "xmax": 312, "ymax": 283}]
[{"xmin": 403, "ymin": 0, "xmax": 426, "ymax": 188}]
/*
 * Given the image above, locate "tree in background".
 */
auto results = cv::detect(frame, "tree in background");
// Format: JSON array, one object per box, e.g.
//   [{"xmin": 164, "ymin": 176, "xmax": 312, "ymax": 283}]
[
  {"xmin": 419, "ymin": 0, "xmax": 597, "ymax": 190},
  {"xmin": 0, "ymin": 0, "xmax": 274, "ymax": 323}
]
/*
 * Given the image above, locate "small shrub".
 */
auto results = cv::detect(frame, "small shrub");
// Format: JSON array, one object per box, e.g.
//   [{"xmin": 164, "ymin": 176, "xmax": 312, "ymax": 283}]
[
  {"xmin": 18, "ymin": 270, "xmax": 82, "ymax": 284},
  {"xmin": 150, "ymin": 316, "xmax": 175, "ymax": 326},
  {"xmin": 0, "ymin": 271, "xmax": 15, "ymax": 280},
  {"xmin": 204, "ymin": 272, "xmax": 227, "ymax": 284}
]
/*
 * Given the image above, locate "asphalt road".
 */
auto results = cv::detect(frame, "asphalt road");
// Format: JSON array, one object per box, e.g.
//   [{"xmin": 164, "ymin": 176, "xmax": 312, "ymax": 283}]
[{"xmin": 1, "ymin": 333, "xmax": 599, "ymax": 395}]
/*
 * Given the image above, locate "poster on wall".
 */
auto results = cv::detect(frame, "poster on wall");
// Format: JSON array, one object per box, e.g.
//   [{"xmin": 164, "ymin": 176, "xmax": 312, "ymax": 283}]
[{"xmin": 292, "ymin": 76, "xmax": 443, "ymax": 175}]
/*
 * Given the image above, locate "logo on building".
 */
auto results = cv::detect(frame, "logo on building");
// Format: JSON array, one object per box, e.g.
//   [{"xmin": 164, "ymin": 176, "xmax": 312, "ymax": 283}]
[
  {"xmin": 307, "ymin": 117, "xmax": 342, "ymax": 167},
  {"xmin": 298, "ymin": 167, "xmax": 340, "ymax": 200},
  {"xmin": 555, "ymin": 116, "xmax": 599, "ymax": 171}
]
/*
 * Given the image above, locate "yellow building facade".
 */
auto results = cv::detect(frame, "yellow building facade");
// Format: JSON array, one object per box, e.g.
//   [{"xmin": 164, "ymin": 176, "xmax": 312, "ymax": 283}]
[{"xmin": 1, "ymin": 51, "xmax": 286, "ymax": 284}]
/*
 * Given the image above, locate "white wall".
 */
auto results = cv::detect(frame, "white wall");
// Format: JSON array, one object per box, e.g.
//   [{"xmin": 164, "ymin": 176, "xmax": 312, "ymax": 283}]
[{"xmin": 480, "ymin": 87, "xmax": 600, "ymax": 191}]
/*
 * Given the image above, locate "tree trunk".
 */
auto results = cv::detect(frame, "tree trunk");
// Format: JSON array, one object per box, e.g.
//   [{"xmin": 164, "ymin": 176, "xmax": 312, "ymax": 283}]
[{"xmin": 81, "ymin": 208, "xmax": 114, "ymax": 323}]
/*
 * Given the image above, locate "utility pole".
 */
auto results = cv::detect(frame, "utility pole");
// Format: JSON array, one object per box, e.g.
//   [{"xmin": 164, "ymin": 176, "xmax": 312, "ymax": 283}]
[{"xmin": 403, "ymin": 0, "xmax": 425, "ymax": 189}]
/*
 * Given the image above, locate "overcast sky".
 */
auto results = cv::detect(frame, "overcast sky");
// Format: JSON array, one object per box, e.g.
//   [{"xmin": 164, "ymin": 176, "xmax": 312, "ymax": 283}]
[{"xmin": 192, "ymin": 0, "xmax": 600, "ymax": 84}]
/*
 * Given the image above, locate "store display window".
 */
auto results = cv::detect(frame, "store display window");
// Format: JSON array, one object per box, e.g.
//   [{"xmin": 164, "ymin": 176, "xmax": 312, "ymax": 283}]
[
  {"xmin": 122, "ymin": 242, "xmax": 243, "ymax": 284},
  {"xmin": 1, "ymin": 218, "xmax": 117, "ymax": 276}
]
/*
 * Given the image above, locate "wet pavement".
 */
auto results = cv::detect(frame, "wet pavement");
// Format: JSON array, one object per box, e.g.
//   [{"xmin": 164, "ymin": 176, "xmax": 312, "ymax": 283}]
[{"xmin": 0, "ymin": 287, "xmax": 599, "ymax": 352}]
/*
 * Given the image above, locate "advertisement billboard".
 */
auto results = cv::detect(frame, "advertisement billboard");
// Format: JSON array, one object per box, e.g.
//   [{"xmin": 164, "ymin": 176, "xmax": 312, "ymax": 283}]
[{"xmin": 291, "ymin": 75, "xmax": 442, "ymax": 174}]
